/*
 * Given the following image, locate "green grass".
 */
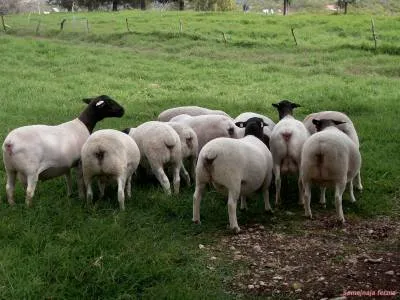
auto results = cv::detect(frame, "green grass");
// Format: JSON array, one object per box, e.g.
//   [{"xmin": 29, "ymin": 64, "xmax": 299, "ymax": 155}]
[{"xmin": 0, "ymin": 10, "xmax": 399, "ymax": 298}]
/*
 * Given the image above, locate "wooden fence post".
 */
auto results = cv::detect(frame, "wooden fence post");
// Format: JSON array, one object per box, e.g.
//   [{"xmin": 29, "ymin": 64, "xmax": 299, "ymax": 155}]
[
  {"xmin": 1, "ymin": 15, "xmax": 6, "ymax": 32},
  {"xmin": 222, "ymin": 32, "xmax": 227, "ymax": 45},
  {"xmin": 60, "ymin": 18, "xmax": 66, "ymax": 31},
  {"xmin": 35, "ymin": 19, "xmax": 41, "ymax": 34},
  {"xmin": 371, "ymin": 18, "xmax": 377, "ymax": 50},
  {"xmin": 291, "ymin": 27, "xmax": 298, "ymax": 46}
]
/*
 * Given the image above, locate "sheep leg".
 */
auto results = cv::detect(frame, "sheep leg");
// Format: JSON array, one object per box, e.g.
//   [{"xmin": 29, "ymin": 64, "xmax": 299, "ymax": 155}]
[
  {"xmin": 125, "ymin": 175, "xmax": 132, "ymax": 199},
  {"xmin": 193, "ymin": 182, "xmax": 206, "ymax": 224},
  {"xmin": 76, "ymin": 163, "xmax": 86, "ymax": 200},
  {"xmin": 85, "ymin": 177, "xmax": 93, "ymax": 206},
  {"xmin": 228, "ymin": 190, "xmax": 240, "ymax": 234},
  {"xmin": 190, "ymin": 156, "xmax": 197, "ymax": 182},
  {"xmin": 172, "ymin": 164, "xmax": 180, "ymax": 194},
  {"xmin": 65, "ymin": 171, "xmax": 73, "ymax": 197},
  {"xmin": 319, "ymin": 187, "xmax": 326, "ymax": 208},
  {"xmin": 262, "ymin": 181, "xmax": 272, "ymax": 213},
  {"xmin": 25, "ymin": 173, "xmax": 39, "ymax": 207},
  {"xmin": 180, "ymin": 163, "xmax": 191, "ymax": 186},
  {"xmin": 152, "ymin": 166, "xmax": 171, "ymax": 195},
  {"xmin": 240, "ymin": 196, "xmax": 247, "ymax": 210},
  {"xmin": 334, "ymin": 182, "xmax": 346, "ymax": 223},
  {"xmin": 117, "ymin": 176, "xmax": 126, "ymax": 211},
  {"xmin": 303, "ymin": 181, "xmax": 312, "ymax": 219},
  {"xmin": 5, "ymin": 170, "xmax": 17, "ymax": 206},
  {"xmin": 297, "ymin": 177, "xmax": 304, "ymax": 205},
  {"xmin": 354, "ymin": 171, "xmax": 363, "ymax": 191},
  {"xmin": 274, "ymin": 164, "xmax": 281, "ymax": 206},
  {"xmin": 348, "ymin": 180, "xmax": 356, "ymax": 203},
  {"xmin": 97, "ymin": 180, "xmax": 105, "ymax": 199}
]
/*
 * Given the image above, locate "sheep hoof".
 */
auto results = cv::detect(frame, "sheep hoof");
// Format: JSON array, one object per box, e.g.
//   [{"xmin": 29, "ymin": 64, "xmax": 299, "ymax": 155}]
[
  {"xmin": 232, "ymin": 227, "xmax": 241, "ymax": 234},
  {"xmin": 265, "ymin": 209, "xmax": 273, "ymax": 215},
  {"xmin": 193, "ymin": 219, "xmax": 201, "ymax": 225},
  {"xmin": 320, "ymin": 203, "xmax": 326, "ymax": 209}
]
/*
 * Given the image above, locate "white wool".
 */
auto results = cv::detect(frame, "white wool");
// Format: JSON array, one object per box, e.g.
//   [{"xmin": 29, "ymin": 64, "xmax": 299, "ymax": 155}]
[
  {"xmin": 2, "ymin": 119, "xmax": 89, "ymax": 205},
  {"xmin": 300, "ymin": 126, "xmax": 361, "ymax": 223},
  {"xmin": 303, "ymin": 111, "xmax": 359, "ymax": 147},
  {"xmin": 193, "ymin": 134, "xmax": 273, "ymax": 233},
  {"xmin": 169, "ymin": 114, "xmax": 238, "ymax": 152},
  {"xmin": 127, "ymin": 121, "xmax": 182, "ymax": 195},
  {"xmin": 81, "ymin": 129, "xmax": 140, "ymax": 210},
  {"xmin": 270, "ymin": 115, "xmax": 310, "ymax": 205},
  {"xmin": 167, "ymin": 122, "xmax": 199, "ymax": 185},
  {"xmin": 303, "ymin": 110, "xmax": 362, "ymax": 190},
  {"xmin": 234, "ymin": 112, "xmax": 276, "ymax": 138},
  {"xmin": 158, "ymin": 105, "xmax": 230, "ymax": 122}
]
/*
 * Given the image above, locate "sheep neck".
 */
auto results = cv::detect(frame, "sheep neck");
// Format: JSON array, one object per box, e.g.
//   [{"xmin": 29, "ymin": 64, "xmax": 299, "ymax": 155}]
[{"xmin": 78, "ymin": 107, "xmax": 102, "ymax": 133}]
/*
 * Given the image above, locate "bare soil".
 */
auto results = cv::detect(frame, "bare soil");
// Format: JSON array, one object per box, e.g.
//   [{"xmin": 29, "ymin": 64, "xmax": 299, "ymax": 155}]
[{"xmin": 201, "ymin": 213, "xmax": 399, "ymax": 299}]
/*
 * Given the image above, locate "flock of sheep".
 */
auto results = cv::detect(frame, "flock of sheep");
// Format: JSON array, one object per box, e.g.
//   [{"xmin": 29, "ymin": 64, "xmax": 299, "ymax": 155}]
[{"xmin": 1, "ymin": 95, "xmax": 362, "ymax": 233}]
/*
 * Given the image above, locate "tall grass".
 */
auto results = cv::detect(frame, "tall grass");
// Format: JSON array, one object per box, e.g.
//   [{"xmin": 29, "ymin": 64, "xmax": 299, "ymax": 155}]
[{"xmin": 0, "ymin": 11, "xmax": 399, "ymax": 298}]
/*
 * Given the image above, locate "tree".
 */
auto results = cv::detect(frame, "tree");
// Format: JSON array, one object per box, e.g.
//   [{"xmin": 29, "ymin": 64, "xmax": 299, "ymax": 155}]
[
  {"xmin": 337, "ymin": 0, "xmax": 356, "ymax": 14},
  {"xmin": 283, "ymin": 0, "xmax": 292, "ymax": 15}
]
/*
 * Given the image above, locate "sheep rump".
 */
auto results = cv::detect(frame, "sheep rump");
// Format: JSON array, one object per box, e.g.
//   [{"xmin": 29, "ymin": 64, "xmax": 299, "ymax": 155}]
[
  {"xmin": 193, "ymin": 133, "xmax": 273, "ymax": 233},
  {"xmin": 127, "ymin": 121, "xmax": 182, "ymax": 195},
  {"xmin": 300, "ymin": 123, "xmax": 361, "ymax": 223},
  {"xmin": 81, "ymin": 129, "xmax": 140, "ymax": 210}
]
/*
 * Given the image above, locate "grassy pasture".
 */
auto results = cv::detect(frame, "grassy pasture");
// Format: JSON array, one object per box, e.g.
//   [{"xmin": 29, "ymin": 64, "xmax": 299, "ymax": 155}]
[{"xmin": 0, "ymin": 11, "xmax": 399, "ymax": 299}]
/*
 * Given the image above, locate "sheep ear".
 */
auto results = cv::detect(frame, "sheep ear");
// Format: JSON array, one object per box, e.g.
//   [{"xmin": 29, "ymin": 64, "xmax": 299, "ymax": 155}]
[
  {"xmin": 235, "ymin": 122, "xmax": 245, "ymax": 128},
  {"xmin": 333, "ymin": 120, "xmax": 346, "ymax": 125},
  {"xmin": 82, "ymin": 98, "xmax": 92, "ymax": 104},
  {"xmin": 263, "ymin": 121, "xmax": 268, "ymax": 127},
  {"xmin": 272, "ymin": 103, "xmax": 279, "ymax": 108},
  {"xmin": 312, "ymin": 119, "xmax": 321, "ymax": 126},
  {"xmin": 121, "ymin": 128, "xmax": 131, "ymax": 134}
]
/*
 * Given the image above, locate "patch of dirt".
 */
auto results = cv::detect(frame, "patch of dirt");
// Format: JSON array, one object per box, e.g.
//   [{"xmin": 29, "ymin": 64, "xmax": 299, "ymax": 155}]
[{"xmin": 203, "ymin": 214, "xmax": 399, "ymax": 299}]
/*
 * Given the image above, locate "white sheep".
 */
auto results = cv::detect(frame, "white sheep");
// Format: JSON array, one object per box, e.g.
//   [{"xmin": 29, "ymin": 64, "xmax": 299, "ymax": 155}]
[
  {"xmin": 157, "ymin": 105, "xmax": 230, "ymax": 122},
  {"xmin": 303, "ymin": 110, "xmax": 362, "ymax": 191},
  {"xmin": 123, "ymin": 121, "xmax": 182, "ymax": 195},
  {"xmin": 300, "ymin": 119, "xmax": 362, "ymax": 223},
  {"xmin": 234, "ymin": 112, "xmax": 276, "ymax": 147},
  {"xmin": 169, "ymin": 114, "xmax": 238, "ymax": 152},
  {"xmin": 2, "ymin": 95, "xmax": 125, "ymax": 206},
  {"xmin": 269, "ymin": 100, "xmax": 310, "ymax": 206},
  {"xmin": 167, "ymin": 122, "xmax": 198, "ymax": 185},
  {"xmin": 81, "ymin": 129, "xmax": 140, "ymax": 210},
  {"xmin": 193, "ymin": 117, "xmax": 273, "ymax": 233}
]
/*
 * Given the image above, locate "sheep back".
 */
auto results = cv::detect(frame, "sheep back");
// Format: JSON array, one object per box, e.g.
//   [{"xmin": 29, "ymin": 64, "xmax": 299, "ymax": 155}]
[
  {"xmin": 303, "ymin": 111, "xmax": 359, "ymax": 147},
  {"xmin": 158, "ymin": 106, "xmax": 229, "ymax": 121},
  {"xmin": 3, "ymin": 119, "xmax": 89, "ymax": 179},
  {"xmin": 129, "ymin": 121, "xmax": 182, "ymax": 168},
  {"xmin": 170, "ymin": 115, "xmax": 238, "ymax": 152}
]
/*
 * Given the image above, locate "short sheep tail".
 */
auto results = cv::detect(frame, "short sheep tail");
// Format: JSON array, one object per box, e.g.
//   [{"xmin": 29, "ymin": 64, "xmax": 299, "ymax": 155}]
[
  {"xmin": 3, "ymin": 141, "xmax": 14, "ymax": 156},
  {"xmin": 94, "ymin": 148, "xmax": 106, "ymax": 165},
  {"xmin": 164, "ymin": 134, "xmax": 176, "ymax": 151},
  {"xmin": 202, "ymin": 148, "xmax": 218, "ymax": 173},
  {"xmin": 281, "ymin": 131, "xmax": 292, "ymax": 142}
]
